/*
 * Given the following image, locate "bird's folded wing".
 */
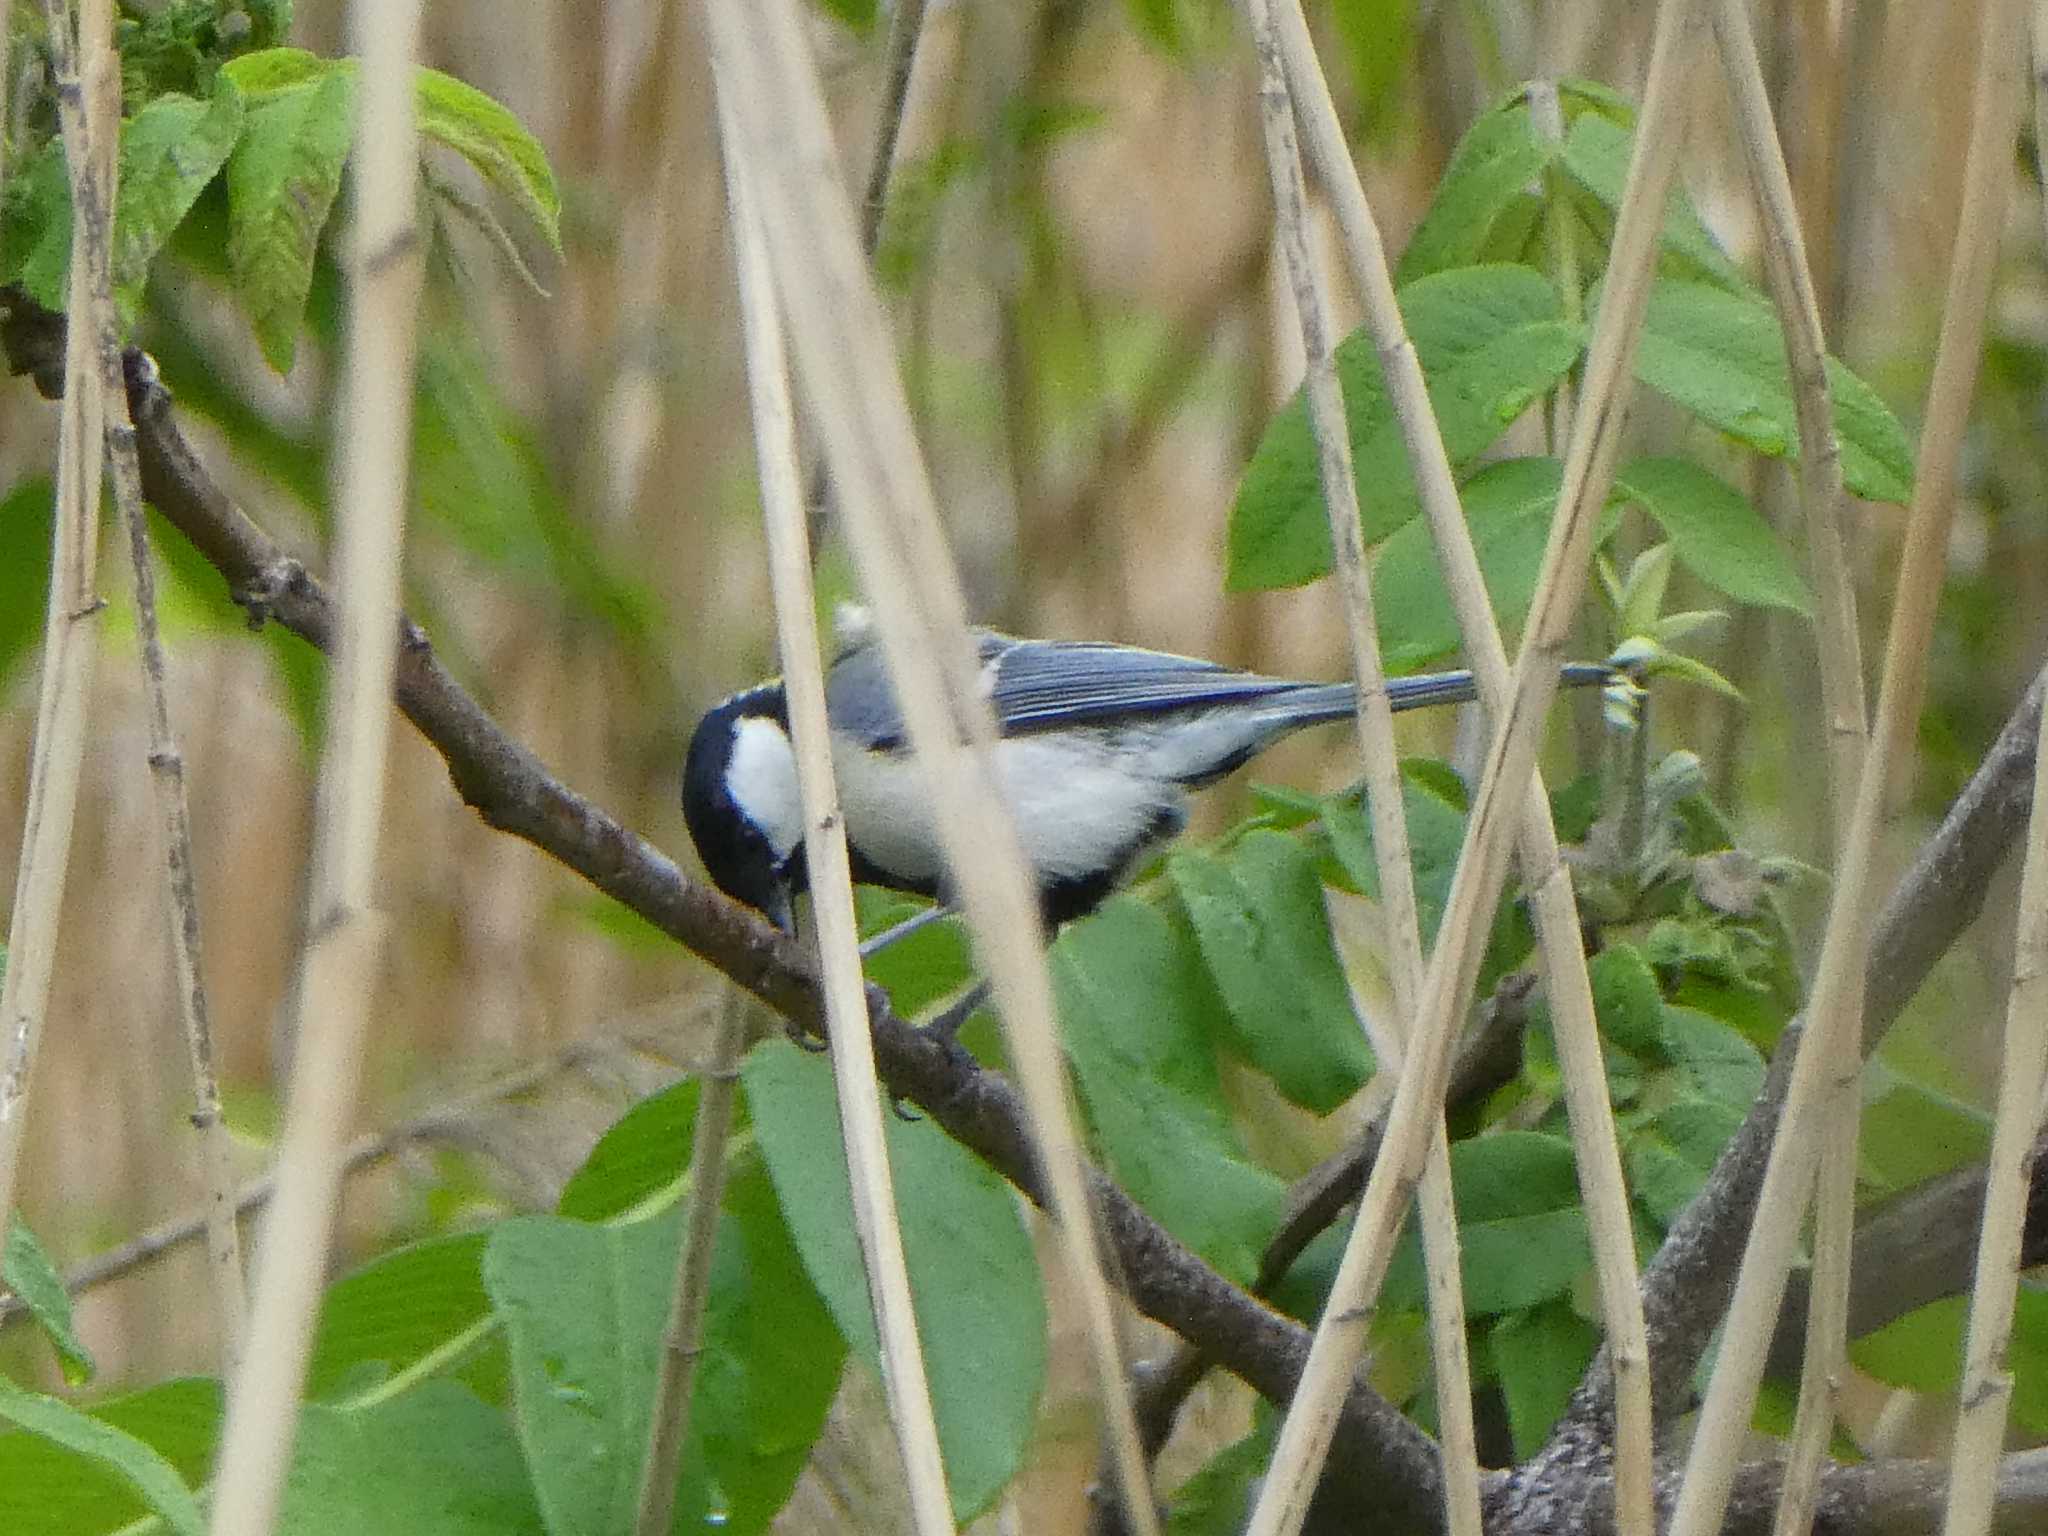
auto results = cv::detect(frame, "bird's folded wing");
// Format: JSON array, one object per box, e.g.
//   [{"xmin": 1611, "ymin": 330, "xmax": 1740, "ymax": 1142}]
[{"xmin": 987, "ymin": 638, "xmax": 1313, "ymax": 732}]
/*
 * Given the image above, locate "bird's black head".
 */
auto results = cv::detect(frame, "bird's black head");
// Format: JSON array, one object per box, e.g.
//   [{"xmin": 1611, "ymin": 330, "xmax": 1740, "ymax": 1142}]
[{"xmin": 682, "ymin": 684, "xmax": 802, "ymax": 933}]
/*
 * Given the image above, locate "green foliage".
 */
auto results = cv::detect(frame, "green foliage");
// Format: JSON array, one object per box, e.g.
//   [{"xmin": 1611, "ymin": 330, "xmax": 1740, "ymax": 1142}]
[
  {"xmin": 1228, "ymin": 263, "xmax": 1584, "ymax": 590},
  {"xmin": 116, "ymin": 0, "xmax": 292, "ymax": 103},
  {"xmin": 0, "ymin": 1377, "xmax": 218, "ymax": 1536},
  {"xmin": 0, "ymin": 1377, "xmax": 204, "ymax": 1536},
  {"xmin": 485, "ymin": 1156, "xmax": 842, "ymax": 1536},
  {"xmin": 1852, "ymin": 1287, "xmax": 2048, "ymax": 1435},
  {"xmin": 1055, "ymin": 899, "xmax": 1288, "ymax": 1285},
  {"xmin": 1170, "ymin": 830, "xmax": 1375, "ymax": 1112},
  {"xmin": 745, "ymin": 1041, "xmax": 1047, "ymax": 1518},
  {"xmin": 2, "ymin": 1220, "xmax": 93, "ymax": 1386}
]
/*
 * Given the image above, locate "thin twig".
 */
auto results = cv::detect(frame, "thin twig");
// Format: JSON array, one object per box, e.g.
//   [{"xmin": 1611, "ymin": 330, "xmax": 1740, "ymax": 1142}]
[
  {"xmin": 1246, "ymin": 4, "xmax": 1679, "ymax": 1532},
  {"xmin": 1239, "ymin": 7, "xmax": 1480, "ymax": 1536},
  {"xmin": 700, "ymin": 90, "xmax": 955, "ymax": 1535},
  {"xmin": 698, "ymin": 2, "xmax": 1160, "ymax": 1530},
  {"xmin": 632, "ymin": 1005, "xmax": 747, "ymax": 1535},
  {"xmin": 1706, "ymin": 6, "xmax": 1870, "ymax": 1532},
  {"xmin": 1664, "ymin": 2, "xmax": 2031, "ymax": 1533},
  {"xmin": 0, "ymin": 1031, "xmax": 653, "ymax": 1332},
  {"xmin": 860, "ymin": 0, "xmax": 928, "ymax": 255},
  {"xmin": 95, "ymin": 119, "xmax": 247, "ymax": 1386},
  {"xmin": 0, "ymin": 0, "xmax": 112, "ymax": 1252},
  {"xmin": 206, "ymin": 8, "xmax": 427, "ymax": 1535}
]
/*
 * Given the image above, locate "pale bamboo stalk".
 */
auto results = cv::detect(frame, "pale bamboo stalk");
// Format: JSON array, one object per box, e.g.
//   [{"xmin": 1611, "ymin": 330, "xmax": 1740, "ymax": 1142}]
[
  {"xmin": 696, "ymin": 101, "xmax": 956, "ymax": 1536},
  {"xmin": 206, "ymin": 7, "xmax": 427, "ymax": 1534},
  {"xmin": 1665, "ymin": 4, "xmax": 2030, "ymax": 1534},
  {"xmin": 1239, "ymin": 7, "xmax": 1480, "ymax": 1536},
  {"xmin": 0, "ymin": 0, "xmax": 112, "ymax": 1247},
  {"xmin": 1249, "ymin": 7, "xmax": 1668, "ymax": 1533},
  {"xmin": 697, "ymin": 3, "xmax": 1161, "ymax": 1530},
  {"xmin": 631, "ymin": 1004, "xmax": 746, "ymax": 1536},
  {"xmin": 1706, "ymin": 8, "xmax": 1872, "ymax": 1534},
  {"xmin": 1938, "ymin": 15, "xmax": 2048, "ymax": 1531}
]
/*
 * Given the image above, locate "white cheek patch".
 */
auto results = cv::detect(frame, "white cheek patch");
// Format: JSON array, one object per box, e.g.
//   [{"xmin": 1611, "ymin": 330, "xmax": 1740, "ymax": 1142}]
[{"xmin": 727, "ymin": 716, "xmax": 804, "ymax": 862}]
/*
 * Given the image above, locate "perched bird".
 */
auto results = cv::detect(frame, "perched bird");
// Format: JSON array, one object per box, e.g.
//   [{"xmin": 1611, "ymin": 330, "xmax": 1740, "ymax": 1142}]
[{"xmin": 683, "ymin": 621, "xmax": 1613, "ymax": 941}]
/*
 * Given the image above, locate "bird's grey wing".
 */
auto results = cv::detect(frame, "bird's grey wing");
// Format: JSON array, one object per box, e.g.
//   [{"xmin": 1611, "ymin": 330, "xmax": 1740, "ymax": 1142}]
[
  {"xmin": 986, "ymin": 638, "xmax": 1312, "ymax": 733},
  {"xmin": 822, "ymin": 629, "xmax": 1014, "ymax": 750}
]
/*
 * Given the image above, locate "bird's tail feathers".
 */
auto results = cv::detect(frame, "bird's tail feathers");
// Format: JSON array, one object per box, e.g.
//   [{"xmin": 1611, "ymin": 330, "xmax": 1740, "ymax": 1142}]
[{"xmin": 1277, "ymin": 661, "xmax": 1613, "ymax": 727}]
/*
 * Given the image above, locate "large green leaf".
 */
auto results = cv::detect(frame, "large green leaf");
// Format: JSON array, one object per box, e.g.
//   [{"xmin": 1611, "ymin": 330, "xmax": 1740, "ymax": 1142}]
[
  {"xmin": 1850, "ymin": 1286, "xmax": 2048, "ymax": 1435},
  {"xmin": 1169, "ymin": 830, "xmax": 1373, "ymax": 1113},
  {"xmin": 1229, "ymin": 264, "xmax": 1583, "ymax": 590},
  {"xmin": 1558, "ymin": 112, "xmax": 1746, "ymax": 291},
  {"xmin": 1612, "ymin": 457, "xmax": 1812, "ymax": 614},
  {"xmin": 1366, "ymin": 455, "xmax": 1565, "ymax": 670},
  {"xmin": 225, "ymin": 62, "xmax": 356, "ymax": 370},
  {"xmin": 278, "ymin": 1382, "xmax": 544, "ymax": 1535},
  {"xmin": 2, "ymin": 1218, "xmax": 93, "ymax": 1384},
  {"xmin": 1055, "ymin": 898, "xmax": 1286, "ymax": 1284},
  {"xmin": 484, "ymin": 1159, "xmax": 842, "ymax": 1536},
  {"xmin": 1395, "ymin": 103, "xmax": 1552, "ymax": 285},
  {"xmin": 0, "ymin": 1377, "xmax": 218, "ymax": 1536},
  {"xmin": 1381, "ymin": 1131, "xmax": 1591, "ymax": 1315},
  {"xmin": 744, "ymin": 1040, "xmax": 1047, "ymax": 1519},
  {"xmin": 1858, "ymin": 1063, "xmax": 1991, "ymax": 1194},
  {"xmin": 1491, "ymin": 1299, "xmax": 1599, "ymax": 1459},
  {"xmin": 1632, "ymin": 278, "xmax": 1916, "ymax": 504},
  {"xmin": 556, "ymin": 1080, "xmax": 703, "ymax": 1222},
  {"xmin": 8, "ymin": 80, "xmax": 245, "ymax": 313},
  {"xmin": 0, "ymin": 1376, "xmax": 203, "ymax": 1536},
  {"xmin": 306, "ymin": 1232, "xmax": 499, "ymax": 1404},
  {"xmin": 1625, "ymin": 1096, "xmax": 1745, "ymax": 1227}
]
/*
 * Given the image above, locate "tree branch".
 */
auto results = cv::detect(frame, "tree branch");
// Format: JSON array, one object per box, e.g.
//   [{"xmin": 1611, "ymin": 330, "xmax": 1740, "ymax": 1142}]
[{"xmin": 0, "ymin": 289, "xmax": 1442, "ymax": 1527}]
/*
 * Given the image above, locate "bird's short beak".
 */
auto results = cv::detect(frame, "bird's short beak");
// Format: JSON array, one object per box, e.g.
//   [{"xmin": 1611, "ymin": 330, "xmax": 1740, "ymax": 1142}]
[{"xmin": 764, "ymin": 886, "xmax": 796, "ymax": 937}]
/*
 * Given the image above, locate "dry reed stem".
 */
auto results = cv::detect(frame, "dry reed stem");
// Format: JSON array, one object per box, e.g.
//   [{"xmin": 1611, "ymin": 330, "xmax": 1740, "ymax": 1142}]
[
  {"xmin": 206, "ymin": 7, "xmax": 426, "ymax": 1533},
  {"xmin": 0, "ymin": 0, "xmax": 112, "ymax": 1250},
  {"xmin": 1239, "ymin": 6, "xmax": 1481, "ymax": 1534},
  {"xmin": 1938, "ymin": 16, "xmax": 2048, "ymax": 1531},
  {"xmin": 632, "ymin": 1003, "xmax": 746, "ymax": 1536},
  {"xmin": 1665, "ymin": 2, "xmax": 2030, "ymax": 1533},
  {"xmin": 1941, "ymin": 643, "xmax": 2048, "ymax": 1535},
  {"xmin": 696, "ymin": 3, "xmax": 1160, "ymax": 1529},
  {"xmin": 1706, "ymin": 7, "xmax": 1871, "ymax": 1532},
  {"xmin": 1258, "ymin": 5, "xmax": 1661, "ymax": 1531},
  {"xmin": 704, "ymin": 105, "xmax": 955, "ymax": 1536}
]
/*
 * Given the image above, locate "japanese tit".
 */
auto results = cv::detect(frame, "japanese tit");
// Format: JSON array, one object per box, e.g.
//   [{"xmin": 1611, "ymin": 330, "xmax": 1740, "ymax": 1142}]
[{"xmin": 682, "ymin": 620, "xmax": 1613, "ymax": 936}]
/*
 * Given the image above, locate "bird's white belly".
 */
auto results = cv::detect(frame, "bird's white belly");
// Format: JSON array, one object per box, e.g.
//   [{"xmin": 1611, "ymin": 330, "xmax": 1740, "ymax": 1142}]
[{"xmin": 831, "ymin": 733, "xmax": 1177, "ymax": 888}]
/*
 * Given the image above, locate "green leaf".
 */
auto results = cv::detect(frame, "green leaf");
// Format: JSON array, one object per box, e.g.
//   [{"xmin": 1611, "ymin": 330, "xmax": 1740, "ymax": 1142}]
[
  {"xmin": 1169, "ymin": 831, "xmax": 1374, "ymax": 1113},
  {"xmin": 306, "ymin": 1232, "xmax": 498, "ymax": 1404},
  {"xmin": 854, "ymin": 890, "xmax": 975, "ymax": 1019},
  {"xmin": 221, "ymin": 46, "xmax": 340, "ymax": 102},
  {"xmin": 1612, "ymin": 458, "xmax": 1812, "ymax": 614},
  {"xmin": 1859, "ymin": 1063, "xmax": 1991, "ymax": 1194},
  {"xmin": 3, "ymin": 1218, "xmax": 94, "ymax": 1384},
  {"xmin": 1631, "ymin": 278, "xmax": 1916, "ymax": 504},
  {"xmin": 1395, "ymin": 103, "xmax": 1554, "ymax": 285},
  {"xmin": 1852, "ymin": 1287, "xmax": 2048, "ymax": 1434},
  {"xmin": 416, "ymin": 67, "xmax": 562, "ymax": 254},
  {"xmin": 1055, "ymin": 899, "xmax": 1287, "ymax": 1285},
  {"xmin": 1625, "ymin": 1097, "xmax": 1745, "ymax": 1226},
  {"xmin": 744, "ymin": 1040, "xmax": 1047, "ymax": 1518},
  {"xmin": 1167, "ymin": 1419, "xmax": 1274, "ymax": 1534},
  {"xmin": 1588, "ymin": 943, "xmax": 1666, "ymax": 1056},
  {"xmin": 226, "ymin": 64, "xmax": 356, "ymax": 370},
  {"xmin": 112, "ymin": 82, "xmax": 248, "ymax": 304},
  {"xmin": 1367, "ymin": 455, "xmax": 1564, "ymax": 669},
  {"xmin": 1658, "ymin": 1005, "xmax": 1766, "ymax": 1111},
  {"xmin": 278, "ymin": 1382, "xmax": 544, "ymax": 1534},
  {"xmin": 484, "ymin": 1161, "xmax": 842, "ymax": 1536},
  {"xmin": 1382, "ymin": 1131, "xmax": 1591, "ymax": 1315},
  {"xmin": 1229, "ymin": 265, "xmax": 1583, "ymax": 590},
  {"xmin": 0, "ymin": 1377, "xmax": 218, "ymax": 1536},
  {"xmin": 557, "ymin": 1080, "xmax": 703, "ymax": 1222},
  {"xmin": 0, "ymin": 142, "xmax": 73, "ymax": 309},
  {"xmin": 1558, "ymin": 112, "xmax": 1746, "ymax": 291},
  {"xmin": 1491, "ymin": 1299, "xmax": 1599, "ymax": 1458},
  {"xmin": 0, "ymin": 1376, "xmax": 204, "ymax": 1536}
]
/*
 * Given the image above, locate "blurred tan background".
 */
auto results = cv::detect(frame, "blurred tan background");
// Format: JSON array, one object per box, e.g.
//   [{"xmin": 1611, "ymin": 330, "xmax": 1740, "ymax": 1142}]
[{"xmin": 0, "ymin": 0, "xmax": 2041, "ymax": 1518}]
